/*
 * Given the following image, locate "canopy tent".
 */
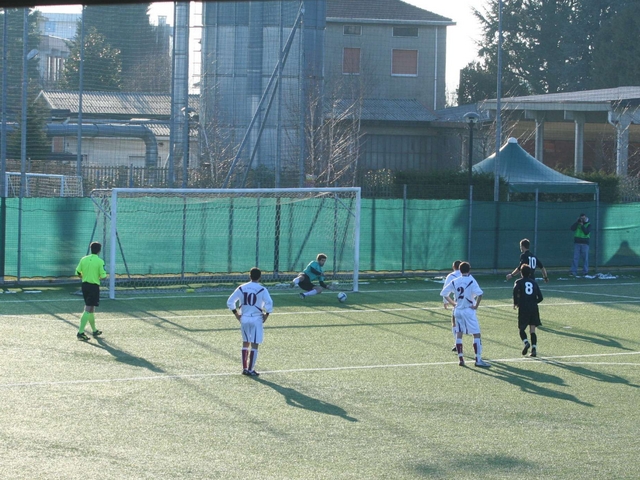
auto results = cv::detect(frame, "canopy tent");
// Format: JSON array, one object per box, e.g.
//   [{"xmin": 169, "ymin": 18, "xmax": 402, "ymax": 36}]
[
  {"xmin": 473, "ymin": 137, "xmax": 598, "ymax": 194},
  {"xmin": 470, "ymin": 137, "xmax": 600, "ymax": 273}
]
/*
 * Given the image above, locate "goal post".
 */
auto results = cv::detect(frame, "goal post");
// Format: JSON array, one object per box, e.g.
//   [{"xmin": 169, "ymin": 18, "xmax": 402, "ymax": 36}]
[
  {"xmin": 5, "ymin": 172, "xmax": 83, "ymax": 197},
  {"xmin": 89, "ymin": 187, "xmax": 361, "ymax": 298}
]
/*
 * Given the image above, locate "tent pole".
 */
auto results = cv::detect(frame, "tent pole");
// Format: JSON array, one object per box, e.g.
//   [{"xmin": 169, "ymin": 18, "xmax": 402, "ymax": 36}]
[
  {"xmin": 468, "ymin": 185, "xmax": 473, "ymax": 262},
  {"xmin": 534, "ymin": 189, "xmax": 539, "ymax": 255},
  {"xmin": 493, "ymin": 201, "xmax": 501, "ymax": 273},
  {"xmin": 595, "ymin": 186, "xmax": 599, "ymax": 274}
]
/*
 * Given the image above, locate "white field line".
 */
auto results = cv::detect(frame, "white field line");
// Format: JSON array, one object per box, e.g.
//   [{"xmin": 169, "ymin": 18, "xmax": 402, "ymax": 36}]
[
  {"xmin": 2, "ymin": 297, "xmax": 640, "ymax": 323},
  {"xmin": 1, "ymin": 351, "xmax": 638, "ymax": 390},
  {"xmin": 4, "ymin": 280, "xmax": 640, "ymax": 305},
  {"xmin": 0, "ymin": 300, "xmax": 638, "ymax": 322}
]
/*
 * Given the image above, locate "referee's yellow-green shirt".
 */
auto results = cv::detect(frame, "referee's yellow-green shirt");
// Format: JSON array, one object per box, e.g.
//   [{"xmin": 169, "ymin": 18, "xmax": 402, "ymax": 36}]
[{"xmin": 75, "ymin": 254, "xmax": 107, "ymax": 285}]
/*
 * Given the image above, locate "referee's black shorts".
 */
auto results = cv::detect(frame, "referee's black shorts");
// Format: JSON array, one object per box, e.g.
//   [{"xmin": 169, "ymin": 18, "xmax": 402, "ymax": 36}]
[{"xmin": 82, "ymin": 282, "xmax": 101, "ymax": 307}]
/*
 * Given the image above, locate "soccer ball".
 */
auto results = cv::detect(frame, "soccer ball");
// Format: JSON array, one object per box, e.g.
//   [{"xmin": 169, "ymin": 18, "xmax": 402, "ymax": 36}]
[{"xmin": 337, "ymin": 292, "xmax": 347, "ymax": 303}]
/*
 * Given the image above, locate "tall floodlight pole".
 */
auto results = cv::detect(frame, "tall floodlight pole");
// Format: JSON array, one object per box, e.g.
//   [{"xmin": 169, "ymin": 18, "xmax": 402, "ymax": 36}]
[
  {"xmin": 1, "ymin": 9, "xmax": 8, "ymax": 284},
  {"xmin": 494, "ymin": 0, "xmax": 503, "ymax": 202},
  {"xmin": 1, "ymin": 10, "xmax": 7, "ymax": 195},
  {"xmin": 20, "ymin": 9, "xmax": 27, "ymax": 199},
  {"xmin": 77, "ymin": 7, "xmax": 84, "ymax": 177},
  {"xmin": 17, "ymin": 8, "xmax": 29, "ymax": 281},
  {"xmin": 170, "ymin": 2, "xmax": 190, "ymax": 188},
  {"xmin": 491, "ymin": 0, "xmax": 505, "ymax": 273}
]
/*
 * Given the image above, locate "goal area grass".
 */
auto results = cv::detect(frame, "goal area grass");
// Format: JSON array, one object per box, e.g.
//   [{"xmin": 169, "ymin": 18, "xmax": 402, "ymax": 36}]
[{"xmin": 1, "ymin": 275, "xmax": 639, "ymax": 479}]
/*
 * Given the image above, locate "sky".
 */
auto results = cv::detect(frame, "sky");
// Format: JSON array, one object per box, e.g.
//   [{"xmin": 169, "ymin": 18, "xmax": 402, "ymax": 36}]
[{"xmin": 36, "ymin": 0, "xmax": 487, "ymax": 94}]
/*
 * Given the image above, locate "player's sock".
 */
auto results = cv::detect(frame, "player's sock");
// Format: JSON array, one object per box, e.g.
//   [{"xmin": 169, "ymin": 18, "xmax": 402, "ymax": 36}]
[
  {"xmin": 456, "ymin": 339, "xmax": 463, "ymax": 355},
  {"xmin": 473, "ymin": 338, "xmax": 482, "ymax": 361},
  {"xmin": 519, "ymin": 329, "xmax": 528, "ymax": 342},
  {"xmin": 78, "ymin": 311, "xmax": 90, "ymax": 333},
  {"xmin": 248, "ymin": 349, "xmax": 258, "ymax": 371},
  {"xmin": 304, "ymin": 290, "xmax": 318, "ymax": 297},
  {"xmin": 531, "ymin": 332, "xmax": 538, "ymax": 346},
  {"xmin": 241, "ymin": 348, "xmax": 249, "ymax": 370},
  {"xmin": 88, "ymin": 313, "xmax": 96, "ymax": 331}
]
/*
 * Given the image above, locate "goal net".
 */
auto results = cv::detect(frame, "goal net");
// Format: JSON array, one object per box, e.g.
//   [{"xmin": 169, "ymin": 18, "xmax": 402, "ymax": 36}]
[
  {"xmin": 89, "ymin": 187, "xmax": 361, "ymax": 298},
  {"xmin": 5, "ymin": 172, "xmax": 84, "ymax": 197}
]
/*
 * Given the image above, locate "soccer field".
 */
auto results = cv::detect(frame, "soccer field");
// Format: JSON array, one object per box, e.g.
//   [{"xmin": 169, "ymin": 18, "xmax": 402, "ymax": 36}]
[{"xmin": 1, "ymin": 276, "xmax": 639, "ymax": 479}]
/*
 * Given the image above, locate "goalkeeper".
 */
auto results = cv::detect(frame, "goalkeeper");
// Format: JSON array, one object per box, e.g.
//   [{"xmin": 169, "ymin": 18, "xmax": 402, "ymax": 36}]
[
  {"xmin": 293, "ymin": 253, "xmax": 331, "ymax": 299},
  {"xmin": 75, "ymin": 242, "xmax": 107, "ymax": 341}
]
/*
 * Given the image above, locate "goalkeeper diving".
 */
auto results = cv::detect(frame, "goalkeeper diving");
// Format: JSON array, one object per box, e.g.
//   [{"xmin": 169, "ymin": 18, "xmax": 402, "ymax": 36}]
[{"xmin": 293, "ymin": 253, "xmax": 331, "ymax": 299}]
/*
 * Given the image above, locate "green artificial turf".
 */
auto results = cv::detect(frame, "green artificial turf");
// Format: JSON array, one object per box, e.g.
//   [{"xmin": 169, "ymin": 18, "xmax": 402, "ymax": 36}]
[{"xmin": 1, "ymin": 276, "xmax": 639, "ymax": 479}]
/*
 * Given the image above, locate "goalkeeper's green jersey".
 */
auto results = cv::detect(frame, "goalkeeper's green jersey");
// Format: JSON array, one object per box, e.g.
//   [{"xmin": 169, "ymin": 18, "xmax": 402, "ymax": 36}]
[
  {"xmin": 75, "ymin": 254, "xmax": 107, "ymax": 285},
  {"xmin": 303, "ymin": 260, "xmax": 324, "ymax": 283}
]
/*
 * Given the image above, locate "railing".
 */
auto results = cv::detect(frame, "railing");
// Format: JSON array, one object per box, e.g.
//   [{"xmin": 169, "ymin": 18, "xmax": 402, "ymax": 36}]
[{"xmin": 4, "ymin": 160, "xmax": 640, "ymax": 202}]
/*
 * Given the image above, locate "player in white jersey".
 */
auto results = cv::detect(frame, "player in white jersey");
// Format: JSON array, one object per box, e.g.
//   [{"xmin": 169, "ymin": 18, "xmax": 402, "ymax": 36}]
[
  {"xmin": 440, "ymin": 262, "xmax": 490, "ymax": 368},
  {"xmin": 443, "ymin": 260, "xmax": 462, "ymax": 352},
  {"xmin": 227, "ymin": 267, "xmax": 274, "ymax": 377}
]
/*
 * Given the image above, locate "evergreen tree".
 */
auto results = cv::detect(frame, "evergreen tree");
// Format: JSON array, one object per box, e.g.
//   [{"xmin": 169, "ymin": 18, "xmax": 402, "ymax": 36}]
[
  {"xmin": 61, "ymin": 26, "xmax": 122, "ymax": 91},
  {"xmin": 458, "ymin": 0, "xmax": 636, "ymax": 103},
  {"xmin": 457, "ymin": 60, "xmax": 522, "ymax": 105},
  {"xmin": 1, "ymin": 8, "xmax": 49, "ymax": 160},
  {"xmin": 82, "ymin": 4, "xmax": 170, "ymax": 92},
  {"xmin": 0, "ymin": 8, "xmax": 41, "ymax": 121},
  {"xmin": 591, "ymin": 3, "xmax": 640, "ymax": 89}
]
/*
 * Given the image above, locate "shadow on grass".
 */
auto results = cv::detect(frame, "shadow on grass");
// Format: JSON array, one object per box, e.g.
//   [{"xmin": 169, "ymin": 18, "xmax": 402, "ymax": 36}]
[
  {"xmin": 413, "ymin": 453, "xmax": 535, "ymax": 477},
  {"xmin": 0, "ymin": 279, "xmax": 466, "ymax": 316},
  {"xmin": 255, "ymin": 377, "xmax": 358, "ymax": 422},
  {"xmin": 544, "ymin": 326, "xmax": 632, "ymax": 351},
  {"xmin": 474, "ymin": 362, "xmax": 593, "ymax": 407},
  {"xmin": 541, "ymin": 358, "xmax": 640, "ymax": 389},
  {"xmin": 90, "ymin": 337, "xmax": 165, "ymax": 373}
]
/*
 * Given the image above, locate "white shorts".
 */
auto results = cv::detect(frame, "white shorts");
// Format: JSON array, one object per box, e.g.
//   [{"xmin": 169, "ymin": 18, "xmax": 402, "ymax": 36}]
[
  {"xmin": 241, "ymin": 316, "xmax": 264, "ymax": 344},
  {"xmin": 454, "ymin": 308, "xmax": 481, "ymax": 335}
]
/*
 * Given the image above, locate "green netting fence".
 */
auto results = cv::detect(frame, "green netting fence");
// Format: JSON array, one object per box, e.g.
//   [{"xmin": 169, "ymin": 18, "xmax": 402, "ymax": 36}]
[{"xmin": 2, "ymin": 197, "xmax": 640, "ymax": 281}]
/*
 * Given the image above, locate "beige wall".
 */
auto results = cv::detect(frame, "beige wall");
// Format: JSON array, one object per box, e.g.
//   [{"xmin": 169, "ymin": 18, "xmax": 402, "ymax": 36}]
[{"xmin": 325, "ymin": 22, "xmax": 447, "ymax": 110}]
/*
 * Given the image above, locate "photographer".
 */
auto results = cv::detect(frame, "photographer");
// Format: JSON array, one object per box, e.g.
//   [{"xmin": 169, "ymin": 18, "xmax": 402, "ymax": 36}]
[{"xmin": 570, "ymin": 213, "xmax": 591, "ymax": 276}]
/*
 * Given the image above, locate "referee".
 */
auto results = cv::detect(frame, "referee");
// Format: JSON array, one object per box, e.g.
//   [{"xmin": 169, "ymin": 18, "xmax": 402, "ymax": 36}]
[{"xmin": 75, "ymin": 242, "xmax": 107, "ymax": 341}]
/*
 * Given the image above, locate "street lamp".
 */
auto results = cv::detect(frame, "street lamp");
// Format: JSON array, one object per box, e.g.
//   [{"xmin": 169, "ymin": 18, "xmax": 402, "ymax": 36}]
[{"xmin": 464, "ymin": 112, "xmax": 480, "ymax": 188}]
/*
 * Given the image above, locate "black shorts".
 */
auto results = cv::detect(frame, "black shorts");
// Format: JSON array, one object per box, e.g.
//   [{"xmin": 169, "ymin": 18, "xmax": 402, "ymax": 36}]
[
  {"xmin": 82, "ymin": 282, "xmax": 101, "ymax": 307},
  {"xmin": 518, "ymin": 309, "xmax": 541, "ymax": 330},
  {"xmin": 298, "ymin": 274, "xmax": 315, "ymax": 292}
]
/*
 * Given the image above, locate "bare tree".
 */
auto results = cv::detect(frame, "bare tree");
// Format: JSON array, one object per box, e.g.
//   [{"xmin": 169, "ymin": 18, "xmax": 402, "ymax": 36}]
[{"xmin": 299, "ymin": 67, "xmax": 370, "ymax": 188}]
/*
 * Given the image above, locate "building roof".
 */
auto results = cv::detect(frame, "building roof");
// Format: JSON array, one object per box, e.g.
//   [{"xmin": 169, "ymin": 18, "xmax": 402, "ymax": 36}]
[
  {"xmin": 38, "ymin": 90, "xmax": 199, "ymax": 118},
  {"xmin": 434, "ymin": 104, "xmax": 490, "ymax": 123},
  {"xmin": 327, "ymin": 0, "xmax": 453, "ymax": 25},
  {"xmin": 40, "ymin": 91, "xmax": 435, "ymax": 125},
  {"xmin": 482, "ymin": 86, "xmax": 640, "ymax": 113},
  {"xmin": 332, "ymin": 98, "xmax": 437, "ymax": 122}
]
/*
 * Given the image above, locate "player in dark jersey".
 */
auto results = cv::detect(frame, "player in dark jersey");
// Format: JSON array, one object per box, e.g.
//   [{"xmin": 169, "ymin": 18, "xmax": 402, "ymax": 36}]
[
  {"xmin": 506, "ymin": 238, "xmax": 549, "ymax": 283},
  {"xmin": 512, "ymin": 265, "xmax": 543, "ymax": 357}
]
